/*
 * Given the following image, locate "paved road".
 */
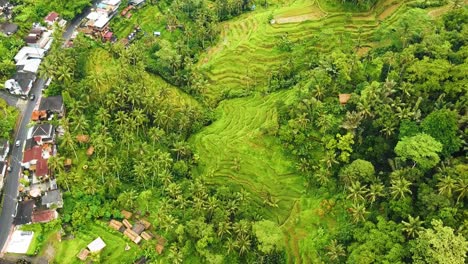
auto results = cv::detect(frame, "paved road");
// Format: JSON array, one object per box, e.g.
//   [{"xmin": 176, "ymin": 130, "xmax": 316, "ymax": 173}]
[{"xmin": 0, "ymin": 78, "xmax": 44, "ymax": 252}]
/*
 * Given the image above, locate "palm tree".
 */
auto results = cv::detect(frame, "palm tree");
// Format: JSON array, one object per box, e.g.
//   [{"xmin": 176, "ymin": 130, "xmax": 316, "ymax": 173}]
[
  {"xmin": 118, "ymin": 189, "xmax": 138, "ymax": 209},
  {"xmin": 367, "ymin": 182, "xmax": 385, "ymax": 204},
  {"xmin": 217, "ymin": 221, "xmax": 231, "ymax": 238},
  {"xmin": 234, "ymin": 233, "xmax": 251, "ymax": 256},
  {"xmin": 48, "ymin": 155, "xmax": 65, "ymax": 176},
  {"xmin": 341, "ymin": 111, "xmax": 364, "ymax": 134},
  {"xmin": 437, "ymin": 176, "xmax": 457, "ymax": 198},
  {"xmin": 348, "ymin": 203, "xmax": 368, "ymax": 223},
  {"xmin": 233, "ymin": 220, "xmax": 251, "ymax": 237},
  {"xmin": 347, "ymin": 181, "xmax": 367, "ymax": 204},
  {"xmin": 133, "ymin": 163, "xmax": 148, "ymax": 190},
  {"xmin": 72, "ymin": 114, "xmax": 89, "ymax": 134},
  {"xmin": 168, "ymin": 244, "xmax": 183, "ymax": 264},
  {"xmin": 455, "ymin": 178, "xmax": 468, "ymax": 204},
  {"xmin": 402, "ymin": 215, "xmax": 424, "ymax": 238},
  {"xmin": 326, "ymin": 239, "xmax": 346, "ymax": 262},
  {"xmin": 389, "ymin": 177, "xmax": 412, "ymax": 200},
  {"xmin": 225, "ymin": 237, "xmax": 236, "ymax": 255},
  {"xmin": 82, "ymin": 177, "xmax": 98, "ymax": 195}
]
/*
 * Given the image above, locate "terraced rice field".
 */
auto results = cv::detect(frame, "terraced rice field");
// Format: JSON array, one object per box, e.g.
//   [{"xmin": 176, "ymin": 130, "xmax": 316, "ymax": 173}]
[
  {"xmin": 191, "ymin": 90, "xmax": 304, "ymax": 222},
  {"xmin": 198, "ymin": 0, "xmax": 411, "ymax": 100},
  {"xmin": 191, "ymin": 0, "xmax": 453, "ymax": 261}
]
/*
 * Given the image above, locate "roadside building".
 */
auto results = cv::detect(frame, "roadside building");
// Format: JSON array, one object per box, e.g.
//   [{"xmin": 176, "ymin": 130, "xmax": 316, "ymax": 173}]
[
  {"xmin": 0, "ymin": 22, "xmax": 18, "ymax": 36},
  {"xmin": 44, "ymin": 12, "xmax": 59, "ymax": 26},
  {"xmin": 38, "ymin": 95, "xmax": 65, "ymax": 119},
  {"xmin": 13, "ymin": 200, "xmax": 35, "ymax": 225},
  {"xmin": 41, "ymin": 189, "xmax": 63, "ymax": 209},
  {"xmin": 31, "ymin": 123, "xmax": 56, "ymax": 145},
  {"xmin": 24, "ymin": 27, "xmax": 53, "ymax": 50},
  {"xmin": 32, "ymin": 209, "xmax": 58, "ymax": 223}
]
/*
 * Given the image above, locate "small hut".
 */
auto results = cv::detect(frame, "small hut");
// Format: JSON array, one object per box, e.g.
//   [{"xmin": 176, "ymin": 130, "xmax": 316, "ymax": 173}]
[
  {"xmin": 86, "ymin": 146, "xmax": 94, "ymax": 156},
  {"xmin": 123, "ymin": 219, "xmax": 132, "ymax": 229},
  {"xmin": 77, "ymin": 248, "xmax": 90, "ymax": 261},
  {"xmin": 141, "ymin": 232, "xmax": 152, "ymax": 241},
  {"xmin": 132, "ymin": 223, "xmax": 145, "ymax": 235},
  {"xmin": 121, "ymin": 210, "xmax": 133, "ymax": 219},
  {"xmin": 109, "ymin": 220, "xmax": 124, "ymax": 232},
  {"xmin": 338, "ymin": 94, "xmax": 351, "ymax": 105},
  {"xmin": 139, "ymin": 219, "xmax": 151, "ymax": 229}
]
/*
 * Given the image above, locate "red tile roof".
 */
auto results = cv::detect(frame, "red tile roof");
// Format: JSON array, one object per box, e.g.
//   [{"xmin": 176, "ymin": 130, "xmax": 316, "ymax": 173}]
[
  {"xmin": 23, "ymin": 145, "xmax": 42, "ymax": 163},
  {"xmin": 35, "ymin": 158, "xmax": 48, "ymax": 177},
  {"xmin": 45, "ymin": 12, "xmax": 59, "ymax": 23},
  {"xmin": 32, "ymin": 210, "xmax": 57, "ymax": 223}
]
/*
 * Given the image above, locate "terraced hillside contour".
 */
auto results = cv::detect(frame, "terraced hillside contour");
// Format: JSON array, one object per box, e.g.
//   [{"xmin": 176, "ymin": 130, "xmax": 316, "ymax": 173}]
[
  {"xmin": 198, "ymin": 0, "xmax": 408, "ymax": 100},
  {"xmin": 191, "ymin": 0, "xmax": 454, "ymax": 261}
]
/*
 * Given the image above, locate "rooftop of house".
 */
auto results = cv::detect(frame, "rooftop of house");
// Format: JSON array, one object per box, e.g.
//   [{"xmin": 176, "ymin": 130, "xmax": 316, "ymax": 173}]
[
  {"xmin": 16, "ymin": 58, "xmax": 41, "ymax": 74},
  {"xmin": 32, "ymin": 209, "xmax": 57, "ymax": 223},
  {"xmin": 35, "ymin": 158, "xmax": 48, "ymax": 177},
  {"xmin": 0, "ymin": 22, "xmax": 18, "ymax": 35},
  {"xmin": 32, "ymin": 123, "xmax": 54, "ymax": 137},
  {"xmin": 14, "ymin": 46, "xmax": 45, "ymax": 63},
  {"xmin": 13, "ymin": 200, "xmax": 35, "ymax": 225},
  {"xmin": 39, "ymin": 95, "xmax": 64, "ymax": 113},
  {"xmin": 44, "ymin": 12, "xmax": 59, "ymax": 23},
  {"xmin": 41, "ymin": 189, "xmax": 62, "ymax": 205},
  {"xmin": 87, "ymin": 237, "xmax": 106, "ymax": 253},
  {"xmin": 23, "ymin": 145, "xmax": 42, "ymax": 163}
]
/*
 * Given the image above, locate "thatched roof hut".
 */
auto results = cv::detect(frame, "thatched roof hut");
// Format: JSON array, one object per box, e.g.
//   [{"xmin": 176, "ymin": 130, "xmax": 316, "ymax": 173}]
[
  {"xmin": 121, "ymin": 210, "xmax": 133, "ymax": 219},
  {"xmin": 339, "ymin": 94, "xmax": 351, "ymax": 105}
]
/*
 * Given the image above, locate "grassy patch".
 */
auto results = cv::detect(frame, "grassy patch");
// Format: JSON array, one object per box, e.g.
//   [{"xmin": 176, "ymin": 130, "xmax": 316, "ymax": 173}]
[
  {"xmin": 50, "ymin": 223, "xmax": 142, "ymax": 264},
  {"xmin": 110, "ymin": 5, "xmax": 166, "ymax": 39}
]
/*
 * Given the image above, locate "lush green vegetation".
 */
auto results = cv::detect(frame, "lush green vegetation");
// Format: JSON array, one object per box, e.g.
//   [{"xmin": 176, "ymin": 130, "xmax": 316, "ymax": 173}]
[
  {"xmin": 23, "ymin": 0, "xmax": 468, "ymax": 263},
  {"xmin": 0, "ymin": 98, "xmax": 19, "ymax": 139}
]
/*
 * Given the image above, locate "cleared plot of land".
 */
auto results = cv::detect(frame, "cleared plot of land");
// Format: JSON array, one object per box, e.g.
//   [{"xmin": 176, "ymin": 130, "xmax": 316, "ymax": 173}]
[{"xmin": 51, "ymin": 224, "xmax": 142, "ymax": 264}]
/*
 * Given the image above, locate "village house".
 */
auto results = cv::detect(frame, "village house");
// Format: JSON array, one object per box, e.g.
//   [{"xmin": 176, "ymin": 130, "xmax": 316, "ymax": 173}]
[
  {"xmin": 4, "ymin": 71, "xmax": 36, "ymax": 95},
  {"xmin": 0, "ymin": 139, "xmax": 9, "ymax": 162},
  {"xmin": 22, "ymin": 145, "xmax": 51, "ymax": 180},
  {"xmin": 41, "ymin": 189, "xmax": 63, "ymax": 208},
  {"xmin": 24, "ymin": 27, "xmax": 53, "ymax": 51},
  {"xmin": 37, "ymin": 95, "xmax": 65, "ymax": 119},
  {"xmin": 14, "ymin": 46, "xmax": 45, "ymax": 64},
  {"xmin": 13, "ymin": 200, "xmax": 35, "ymax": 225},
  {"xmin": 30, "ymin": 123, "xmax": 56, "ymax": 145},
  {"xmin": 85, "ymin": 0, "xmax": 121, "ymax": 32},
  {"xmin": 0, "ymin": 22, "xmax": 18, "ymax": 36},
  {"xmin": 44, "ymin": 12, "xmax": 59, "ymax": 26},
  {"xmin": 32, "ymin": 209, "xmax": 58, "ymax": 223}
]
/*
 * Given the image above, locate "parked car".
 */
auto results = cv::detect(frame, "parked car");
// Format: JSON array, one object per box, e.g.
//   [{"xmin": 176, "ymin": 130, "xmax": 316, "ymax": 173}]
[
  {"xmin": 15, "ymin": 140, "xmax": 20, "ymax": 147},
  {"xmin": 29, "ymin": 93, "xmax": 35, "ymax": 101}
]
